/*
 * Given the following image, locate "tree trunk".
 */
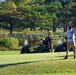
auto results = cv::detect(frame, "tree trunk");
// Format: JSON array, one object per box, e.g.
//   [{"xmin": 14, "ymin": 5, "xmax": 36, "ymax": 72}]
[
  {"xmin": 53, "ymin": 26, "xmax": 56, "ymax": 32},
  {"xmin": 10, "ymin": 24, "xmax": 13, "ymax": 34},
  {"xmin": 63, "ymin": 24, "xmax": 67, "ymax": 32}
]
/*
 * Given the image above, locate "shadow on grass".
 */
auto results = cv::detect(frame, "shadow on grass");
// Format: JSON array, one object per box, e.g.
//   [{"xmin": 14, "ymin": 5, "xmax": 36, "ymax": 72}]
[
  {"xmin": 0, "ymin": 61, "xmax": 31, "ymax": 68},
  {"xmin": 56, "ymin": 54, "xmax": 73, "ymax": 57},
  {"xmin": 0, "ymin": 58, "xmax": 63, "ymax": 69}
]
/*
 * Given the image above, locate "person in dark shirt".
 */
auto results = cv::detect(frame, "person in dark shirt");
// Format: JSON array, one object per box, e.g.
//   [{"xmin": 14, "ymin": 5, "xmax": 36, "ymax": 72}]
[{"xmin": 45, "ymin": 33, "xmax": 53, "ymax": 52}]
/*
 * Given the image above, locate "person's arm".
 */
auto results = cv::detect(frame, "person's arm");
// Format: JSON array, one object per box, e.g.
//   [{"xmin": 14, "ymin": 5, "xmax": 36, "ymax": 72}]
[
  {"xmin": 73, "ymin": 33, "xmax": 76, "ymax": 46},
  {"xmin": 74, "ymin": 27, "xmax": 76, "ymax": 33},
  {"xmin": 73, "ymin": 33, "xmax": 75, "ymax": 41},
  {"xmin": 74, "ymin": 30, "xmax": 76, "ymax": 33}
]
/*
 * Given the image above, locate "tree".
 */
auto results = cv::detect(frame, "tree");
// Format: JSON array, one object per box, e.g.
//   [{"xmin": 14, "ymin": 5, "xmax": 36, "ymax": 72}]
[
  {"xmin": 58, "ymin": 0, "xmax": 76, "ymax": 32},
  {"xmin": 0, "ymin": 1, "xmax": 19, "ymax": 34},
  {"xmin": 0, "ymin": 0, "xmax": 64, "ymax": 33},
  {"xmin": 25, "ymin": 2, "xmax": 62, "ymax": 31}
]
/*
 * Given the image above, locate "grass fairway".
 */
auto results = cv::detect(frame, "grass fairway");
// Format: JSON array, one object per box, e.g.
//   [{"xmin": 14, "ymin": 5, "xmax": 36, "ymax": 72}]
[{"xmin": 0, "ymin": 51, "xmax": 76, "ymax": 75}]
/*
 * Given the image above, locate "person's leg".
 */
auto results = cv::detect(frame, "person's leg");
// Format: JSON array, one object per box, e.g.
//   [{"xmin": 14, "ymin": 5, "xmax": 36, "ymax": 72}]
[
  {"xmin": 64, "ymin": 42, "xmax": 70, "ymax": 59},
  {"xmin": 50, "ymin": 44, "xmax": 53, "ymax": 52},
  {"xmin": 74, "ymin": 49, "xmax": 76, "ymax": 59},
  {"xmin": 71, "ymin": 42, "xmax": 76, "ymax": 59},
  {"xmin": 51, "ymin": 44, "xmax": 53, "ymax": 52}
]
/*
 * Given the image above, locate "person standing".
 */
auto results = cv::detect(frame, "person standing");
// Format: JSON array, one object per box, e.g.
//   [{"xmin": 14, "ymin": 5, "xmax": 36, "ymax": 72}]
[
  {"xmin": 45, "ymin": 33, "xmax": 53, "ymax": 52},
  {"xmin": 64, "ymin": 26, "xmax": 76, "ymax": 59}
]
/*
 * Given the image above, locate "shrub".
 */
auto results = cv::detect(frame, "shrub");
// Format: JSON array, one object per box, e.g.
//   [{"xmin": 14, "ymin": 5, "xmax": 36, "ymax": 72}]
[
  {"xmin": 18, "ymin": 38, "xmax": 25, "ymax": 46},
  {"xmin": 28, "ymin": 36, "xmax": 34, "ymax": 46},
  {"xmin": 53, "ymin": 39, "xmax": 58, "ymax": 49},
  {"xmin": 23, "ymin": 28, "xmax": 31, "ymax": 35},
  {"xmin": 33, "ymin": 36, "xmax": 41, "ymax": 45},
  {"xmin": 53, "ymin": 37, "xmax": 66, "ymax": 49},
  {"xmin": 0, "ymin": 46, "xmax": 8, "ymax": 51},
  {"xmin": 0, "ymin": 38, "xmax": 5, "ymax": 46},
  {"xmin": 0, "ymin": 37, "xmax": 19, "ymax": 49}
]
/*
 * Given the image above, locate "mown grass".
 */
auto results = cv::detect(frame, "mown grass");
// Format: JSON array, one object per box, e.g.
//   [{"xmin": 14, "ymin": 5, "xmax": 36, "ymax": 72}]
[
  {"xmin": 0, "ymin": 51, "xmax": 20, "ymax": 55},
  {"xmin": 0, "ymin": 51, "xmax": 76, "ymax": 75}
]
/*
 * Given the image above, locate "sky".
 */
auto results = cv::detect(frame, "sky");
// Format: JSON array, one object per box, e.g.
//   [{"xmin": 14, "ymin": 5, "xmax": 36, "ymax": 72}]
[{"xmin": 0, "ymin": 0, "xmax": 5, "ymax": 2}]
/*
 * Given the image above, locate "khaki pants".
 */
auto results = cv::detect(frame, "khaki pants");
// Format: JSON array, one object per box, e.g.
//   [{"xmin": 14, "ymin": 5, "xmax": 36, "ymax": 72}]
[
  {"xmin": 67, "ymin": 42, "xmax": 75, "ymax": 50},
  {"xmin": 66, "ymin": 42, "xmax": 76, "ymax": 57}
]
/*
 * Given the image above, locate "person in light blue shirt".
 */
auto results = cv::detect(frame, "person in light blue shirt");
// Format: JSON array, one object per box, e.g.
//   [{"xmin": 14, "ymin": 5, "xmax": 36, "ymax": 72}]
[
  {"xmin": 67, "ymin": 28, "xmax": 76, "ymax": 42},
  {"xmin": 64, "ymin": 26, "xmax": 76, "ymax": 59}
]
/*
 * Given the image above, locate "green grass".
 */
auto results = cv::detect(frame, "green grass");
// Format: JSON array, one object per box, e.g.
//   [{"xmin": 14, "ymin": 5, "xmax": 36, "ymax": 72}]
[
  {"xmin": 0, "ymin": 51, "xmax": 20, "ymax": 55},
  {"xmin": 0, "ymin": 51, "xmax": 76, "ymax": 75}
]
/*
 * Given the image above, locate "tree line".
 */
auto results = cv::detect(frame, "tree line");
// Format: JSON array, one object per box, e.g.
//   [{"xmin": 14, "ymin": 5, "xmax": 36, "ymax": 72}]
[{"xmin": 0, "ymin": 0, "xmax": 76, "ymax": 34}]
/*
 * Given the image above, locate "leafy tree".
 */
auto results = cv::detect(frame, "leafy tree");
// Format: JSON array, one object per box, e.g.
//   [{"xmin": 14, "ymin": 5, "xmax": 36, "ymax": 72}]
[
  {"xmin": 0, "ymin": 0, "xmax": 62, "ymax": 33},
  {"xmin": 20, "ymin": 1, "xmax": 62, "ymax": 32},
  {"xmin": 0, "ymin": 1, "xmax": 19, "ymax": 34},
  {"xmin": 58, "ymin": 0, "xmax": 76, "ymax": 32}
]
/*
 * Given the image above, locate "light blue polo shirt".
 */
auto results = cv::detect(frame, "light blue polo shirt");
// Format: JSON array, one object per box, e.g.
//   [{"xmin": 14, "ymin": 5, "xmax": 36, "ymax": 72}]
[{"xmin": 67, "ymin": 29, "xmax": 76, "ymax": 42}]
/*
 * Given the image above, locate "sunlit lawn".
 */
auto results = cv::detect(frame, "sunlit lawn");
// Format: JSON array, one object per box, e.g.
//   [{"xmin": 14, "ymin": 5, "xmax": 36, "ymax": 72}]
[{"xmin": 0, "ymin": 51, "xmax": 76, "ymax": 75}]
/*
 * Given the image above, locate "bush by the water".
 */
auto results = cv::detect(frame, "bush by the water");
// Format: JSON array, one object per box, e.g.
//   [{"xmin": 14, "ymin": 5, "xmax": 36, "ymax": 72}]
[{"xmin": 0, "ymin": 37, "xmax": 19, "ymax": 49}]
